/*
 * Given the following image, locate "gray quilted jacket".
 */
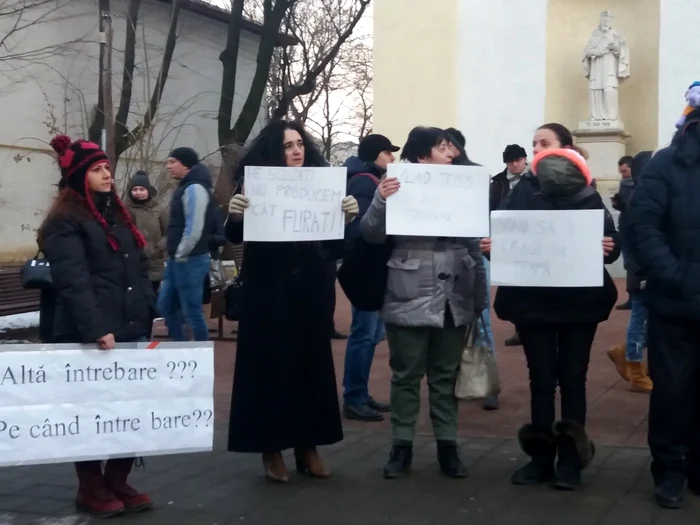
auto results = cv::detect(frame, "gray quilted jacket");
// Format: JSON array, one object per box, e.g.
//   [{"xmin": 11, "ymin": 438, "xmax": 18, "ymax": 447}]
[{"xmin": 360, "ymin": 190, "xmax": 488, "ymax": 328}]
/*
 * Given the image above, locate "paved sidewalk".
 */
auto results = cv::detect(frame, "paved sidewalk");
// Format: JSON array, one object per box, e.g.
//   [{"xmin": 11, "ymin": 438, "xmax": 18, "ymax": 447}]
[{"xmin": 1, "ymin": 430, "xmax": 698, "ymax": 525}]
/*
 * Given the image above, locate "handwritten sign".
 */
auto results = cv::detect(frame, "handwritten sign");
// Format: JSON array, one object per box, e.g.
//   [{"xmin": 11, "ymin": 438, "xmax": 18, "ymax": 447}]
[
  {"xmin": 243, "ymin": 166, "xmax": 346, "ymax": 242},
  {"xmin": 0, "ymin": 342, "xmax": 214, "ymax": 467},
  {"xmin": 385, "ymin": 163, "xmax": 490, "ymax": 237},
  {"xmin": 490, "ymin": 210, "xmax": 604, "ymax": 287}
]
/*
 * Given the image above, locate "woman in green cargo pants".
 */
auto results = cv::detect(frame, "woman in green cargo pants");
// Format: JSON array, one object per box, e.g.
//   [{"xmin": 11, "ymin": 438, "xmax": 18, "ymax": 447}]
[{"xmin": 360, "ymin": 126, "xmax": 488, "ymax": 479}]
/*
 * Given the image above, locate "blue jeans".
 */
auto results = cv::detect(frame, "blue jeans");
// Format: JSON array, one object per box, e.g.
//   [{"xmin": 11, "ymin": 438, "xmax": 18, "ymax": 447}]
[
  {"xmin": 476, "ymin": 257, "xmax": 495, "ymax": 353},
  {"xmin": 343, "ymin": 307, "xmax": 385, "ymax": 407},
  {"xmin": 626, "ymin": 290, "xmax": 647, "ymax": 362},
  {"xmin": 158, "ymin": 254, "xmax": 210, "ymax": 342}
]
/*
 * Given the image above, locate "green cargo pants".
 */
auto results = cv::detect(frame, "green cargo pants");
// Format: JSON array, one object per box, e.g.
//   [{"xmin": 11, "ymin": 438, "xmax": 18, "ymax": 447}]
[{"xmin": 385, "ymin": 322, "xmax": 466, "ymax": 442}]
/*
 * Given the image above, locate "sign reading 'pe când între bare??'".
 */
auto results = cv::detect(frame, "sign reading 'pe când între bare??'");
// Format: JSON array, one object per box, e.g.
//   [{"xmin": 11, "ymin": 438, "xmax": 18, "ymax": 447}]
[
  {"xmin": 385, "ymin": 163, "xmax": 491, "ymax": 238},
  {"xmin": 0, "ymin": 342, "xmax": 214, "ymax": 467},
  {"xmin": 243, "ymin": 166, "xmax": 347, "ymax": 242}
]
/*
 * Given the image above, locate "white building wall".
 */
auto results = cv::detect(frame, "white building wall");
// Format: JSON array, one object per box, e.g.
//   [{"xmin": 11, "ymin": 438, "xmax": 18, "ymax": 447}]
[{"xmin": 457, "ymin": 0, "xmax": 549, "ymax": 173}]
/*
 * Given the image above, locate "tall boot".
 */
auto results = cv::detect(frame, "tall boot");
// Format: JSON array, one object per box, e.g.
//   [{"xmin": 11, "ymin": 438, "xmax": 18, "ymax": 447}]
[
  {"xmin": 553, "ymin": 421, "xmax": 595, "ymax": 491},
  {"xmin": 627, "ymin": 362, "xmax": 653, "ymax": 393},
  {"xmin": 74, "ymin": 461, "xmax": 124, "ymax": 518},
  {"xmin": 103, "ymin": 457, "xmax": 153, "ymax": 512},
  {"xmin": 607, "ymin": 343, "xmax": 630, "ymax": 381},
  {"xmin": 511, "ymin": 424, "xmax": 555, "ymax": 485}
]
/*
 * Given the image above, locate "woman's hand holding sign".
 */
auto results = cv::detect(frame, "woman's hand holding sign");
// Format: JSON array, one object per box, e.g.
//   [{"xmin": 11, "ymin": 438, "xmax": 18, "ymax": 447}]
[
  {"xmin": 379, "ymin": 177, "xmax": 400, "ymax": 200},
  {"xmin": 602, "ymin": 236, "xmax": 615, "ymax": 255}
]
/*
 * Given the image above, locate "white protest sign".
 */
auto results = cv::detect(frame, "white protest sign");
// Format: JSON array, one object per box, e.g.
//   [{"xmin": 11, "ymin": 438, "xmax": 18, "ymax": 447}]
[
  {"xmin": 243, "ymin": 166, "xmax": 346, "ymax": 242},
  {"xmin": 385, "ymin": 163, "xmax": 490, "ymax": 237},
  {"xmin": 0, "ymin": 342, "xmax": 214, "ymax": 467},
  {"xmin": 490, "ymin": 209, "xmax": 604, "ymax": 287}
]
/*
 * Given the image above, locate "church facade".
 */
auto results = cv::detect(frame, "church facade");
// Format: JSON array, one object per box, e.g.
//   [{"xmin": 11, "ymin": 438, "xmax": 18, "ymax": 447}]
[{"xmin": 373, "ymin": 0, "xmax": 697, "ymax": 176}]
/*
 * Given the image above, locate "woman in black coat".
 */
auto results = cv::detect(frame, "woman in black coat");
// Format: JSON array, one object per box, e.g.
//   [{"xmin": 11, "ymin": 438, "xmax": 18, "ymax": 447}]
[
  {"xmin": 38, "ymin": 135, "xmax": 155, "ymax": 518},
  {"xmin": 493, "ymin": 146, "xmax": 620, "ymax": 490},
  {"xmin": 224, "ymin": 120, "xmax": 358, "ymax": 483}
]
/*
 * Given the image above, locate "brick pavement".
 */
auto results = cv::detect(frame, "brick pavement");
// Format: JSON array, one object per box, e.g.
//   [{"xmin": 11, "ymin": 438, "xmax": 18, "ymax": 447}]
[{"xmin": 1, "ymin": 279, "xmax": 678, "ymax": 524}]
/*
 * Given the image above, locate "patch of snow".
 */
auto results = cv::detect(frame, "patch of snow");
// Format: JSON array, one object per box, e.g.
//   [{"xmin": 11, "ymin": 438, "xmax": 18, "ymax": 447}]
[{"xmin": 0, "ymin": 311, "xmax": 39, "ymax": 333}]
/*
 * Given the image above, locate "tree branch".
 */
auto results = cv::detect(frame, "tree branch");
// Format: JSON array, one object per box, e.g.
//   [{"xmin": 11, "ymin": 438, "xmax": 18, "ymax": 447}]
[
  {"xmin": 217, "ymin": 0, "xmax": 244, "ymax": 147},
  {"xmin": 114, "ymin": 0, "xmax": 141, "ymax": 140}
]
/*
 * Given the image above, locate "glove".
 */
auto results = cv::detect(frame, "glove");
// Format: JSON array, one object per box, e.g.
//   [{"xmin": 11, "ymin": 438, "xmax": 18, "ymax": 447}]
[
  {"xmin": 342, "ymin": 195, "xmax": 359, "ymax": 224},
  {"xmin": 228, "ymin": 194, "xmax": 250, "ymax": 220}
]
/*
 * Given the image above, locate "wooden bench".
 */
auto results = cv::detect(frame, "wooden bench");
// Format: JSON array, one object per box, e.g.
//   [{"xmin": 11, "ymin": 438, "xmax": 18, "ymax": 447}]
[{"xmin": 0, "ymin": 267, "xmax": 40, "ymax": 316}]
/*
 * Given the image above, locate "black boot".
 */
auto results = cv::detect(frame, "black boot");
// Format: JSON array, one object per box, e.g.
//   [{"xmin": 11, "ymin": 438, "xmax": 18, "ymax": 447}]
[
  {"xmin": 511, "ymin": 424, "xmax": 555, "ymax": 485},
  {"xmin": 654, "ymin": 470, "xmax": 685, "ymax": 509},
  {"xmin": 553, "ymin": 421, "xmax": 594, "ymax": 491},
  {"xmin": 383, "ymin": 441, "xmax": 412, "ymax": 479},
  {"xmin": 437, "ymin": 441, "xmax": 467, "ymax": 479}
]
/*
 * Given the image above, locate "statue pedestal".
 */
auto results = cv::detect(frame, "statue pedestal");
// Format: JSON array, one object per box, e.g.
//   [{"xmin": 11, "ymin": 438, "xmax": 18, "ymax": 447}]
[{"xmin": 573, "ymin": 125, "xmax": 630, "ymax": 279}]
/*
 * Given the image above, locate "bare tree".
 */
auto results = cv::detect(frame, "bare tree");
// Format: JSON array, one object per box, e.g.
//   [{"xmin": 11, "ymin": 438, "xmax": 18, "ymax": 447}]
[
  {"xmin": 88, "ymin": 0, "xmax": 182, "ymax": 167},
  {"xmin": 0, "ymin": 0, "xmax": 86, "ymax": 63},
  {"xmin": 269, "ymin": 0, "xmax": 370, "ymax": 122}
]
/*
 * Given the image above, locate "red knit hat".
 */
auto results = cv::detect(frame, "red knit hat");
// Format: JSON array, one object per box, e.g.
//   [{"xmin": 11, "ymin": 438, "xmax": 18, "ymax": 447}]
[{"xmin": 50, "ymin": 135, "xmax": 145, "ymax": 251}]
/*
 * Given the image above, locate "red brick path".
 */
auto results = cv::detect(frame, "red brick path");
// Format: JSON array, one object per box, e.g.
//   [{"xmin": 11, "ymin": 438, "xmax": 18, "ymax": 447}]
[{"xmin": 206, "ymin": 279, "xmax": 648, "ymax": 447}]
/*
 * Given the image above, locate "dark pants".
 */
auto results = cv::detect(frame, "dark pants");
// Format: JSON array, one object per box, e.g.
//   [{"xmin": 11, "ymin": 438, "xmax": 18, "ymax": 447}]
[
  {"xmin": 326, "ymin": 260, "xmax": 339, "ymax": 333},
  {"xmin": 647, "ymin": 311, "xmax": 700, "ymax": 482},
  {"xmin": 518, "ymin": 323, "xmax": 597, "ymax": 431}
]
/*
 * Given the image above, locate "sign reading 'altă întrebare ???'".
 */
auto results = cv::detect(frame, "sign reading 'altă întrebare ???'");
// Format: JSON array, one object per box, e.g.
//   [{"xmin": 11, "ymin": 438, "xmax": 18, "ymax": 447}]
[{"xmin": 243, "ymin": 166, "xmax": 346, "ymax": 242}]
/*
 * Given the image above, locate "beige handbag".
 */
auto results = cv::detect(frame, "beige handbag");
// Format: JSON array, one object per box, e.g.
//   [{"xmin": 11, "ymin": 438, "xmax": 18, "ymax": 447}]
[{"xmin": 455, "ymin": 315, "xmax": 501, "ymax": 400}]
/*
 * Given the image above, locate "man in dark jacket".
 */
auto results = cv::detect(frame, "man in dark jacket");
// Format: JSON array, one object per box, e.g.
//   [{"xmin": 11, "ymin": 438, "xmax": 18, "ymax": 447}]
[
  {"xmin": 342, "ymin": 133, "xmax": 399, "ymax": 422},
  {"xmin": 158, "ymin": 147, "xmax": 217, "ymax": 341},
  {"xmin": 491, "ymin": 144, "xmax": 528, "ymax": 347},
  {"xmin": 612, "ymin": 155, "xmax": 635, "ymax": 310},
  {"xmin": 626, "ymin": 109, "xmax": 700, "ymax": 509}
]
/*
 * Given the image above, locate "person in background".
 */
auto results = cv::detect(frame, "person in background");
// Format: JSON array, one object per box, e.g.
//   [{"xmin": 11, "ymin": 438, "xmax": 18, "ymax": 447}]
[
  {"xmin": 445, "ymin": 127, "xmax": 480, "ymax": 166},
  {"xmin": 607, "ymin": 152, "xmax": 653, "ymax": 393},
  {"xmin": 125, "ymin": 170, "xmax": 167, "ymax": 338},
  {"xmin": 492, "ymin": 144, "xmax": 530, "ymax": 348},
  {"xmin": 342, "ymin": 134, "xmax": 399, "ymax": 422},
  {"xmin": 361, "ymin": 126, "xmax": 487, "ymax": 480},
  {"xmin": 226, "ymin": 120, "xmax": 359, "ymax": 483},
  {"xmin": 625, "ymin": 109, "xmax": 700, "ymax": 509},
  {"xmin": 612, "ymin": 155, "xmax": 635, "ymax": 310},
  {"xmin": 38, "ymin": 135, "xmax": 154, "ymax": 517},
  {"xmin": 158, "ymin": 147, "xmax": 218, "ymax": 342}
]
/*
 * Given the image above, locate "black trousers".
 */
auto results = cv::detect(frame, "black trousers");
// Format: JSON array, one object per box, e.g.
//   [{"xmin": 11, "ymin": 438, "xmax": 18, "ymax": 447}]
[
  {"xmin": 518, "ymin": 323, "xmax": 597, "ymax": 431},
  {"xmin": 325, "ymin": 260, "xmax": 339, "ymax": 333},
  {"xmin": 647, "ymin": 311, "xmax": 700, "ymax": 481}
]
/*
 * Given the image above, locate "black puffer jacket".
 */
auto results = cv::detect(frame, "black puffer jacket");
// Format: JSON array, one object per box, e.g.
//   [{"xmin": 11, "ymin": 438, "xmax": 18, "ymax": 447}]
[
  {"xmin": 626, "ymin": 111, "xmax": 700, "ymax": 319},
  {"xmin": 624, "ymin": 151, "xmax": 652, "ymax": 292},
  {"xmin": 494, "ymin": 153, "xmax": 620, "ymax": 325},
  {"xmin": 41, "ymin": 196, "xmax": 155, "ymax": 343}
]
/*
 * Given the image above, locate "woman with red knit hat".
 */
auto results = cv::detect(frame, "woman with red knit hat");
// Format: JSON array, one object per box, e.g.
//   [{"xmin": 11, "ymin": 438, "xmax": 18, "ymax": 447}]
[
  {"xmin": 37, "ymin": 135, "xmax": 156, "ymax": 517},
  {"xmin": 489, "ymin": 128, "xmax": 620, "ymax": 490}
]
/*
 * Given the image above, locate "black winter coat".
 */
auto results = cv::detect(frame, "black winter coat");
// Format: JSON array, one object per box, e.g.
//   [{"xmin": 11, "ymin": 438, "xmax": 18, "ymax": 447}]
[
  {"xmin": 494, "ymin": 177, "xmax": 620, "ymax": 325},
  {"xmin": 41, "ymin": 205, "xmax": 155, "ymax": 343},
  {"xmin": 625, "ymin": 118, "xmax": 700, "ymax": 319},
  {"xmin": 225, "ymin": 217, "xmax": 344, "ymax": 453}
]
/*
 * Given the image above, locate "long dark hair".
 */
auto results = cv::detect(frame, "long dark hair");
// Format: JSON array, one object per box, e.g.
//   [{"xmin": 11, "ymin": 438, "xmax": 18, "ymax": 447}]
[
  {"xmin": 537, "ymin": 123, "xmax": 588, "ymax": 159},
  {"xmin": 235, "ymin": 120, "xmax": 326, "ymax": 180}
]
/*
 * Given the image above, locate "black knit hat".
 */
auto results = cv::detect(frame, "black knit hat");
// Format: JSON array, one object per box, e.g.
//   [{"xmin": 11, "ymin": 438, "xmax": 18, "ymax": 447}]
[
  {"xmin": 128, "ymin": 170, "xmax": 157, "ymax": 198},
  {"xmin": 168, "ymin": 147, "xmax": 199, "ymax": 169},
  {"xmin": 503, "ymin": 144, "xmax": 527, "ymax": 163}
]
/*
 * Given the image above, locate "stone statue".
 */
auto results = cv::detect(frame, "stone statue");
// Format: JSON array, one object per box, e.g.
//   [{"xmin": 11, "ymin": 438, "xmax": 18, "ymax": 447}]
[{"xmin": 582, "ymin": 11, "xmax": 630, "ymax": 122}]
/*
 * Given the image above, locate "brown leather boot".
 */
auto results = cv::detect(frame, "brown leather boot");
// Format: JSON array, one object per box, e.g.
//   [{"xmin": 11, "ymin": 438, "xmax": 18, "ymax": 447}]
[
  {"xmin": 295, "ymin": 447, "xmax": 331, "ymax": 479},
  {"xmin": 628, "ymin": 362, "xmax": 653, "ymax": 393},
  {"xmin": 607, "ymin": 343, "xmax": 630, "ymax": 381},
  {"xmin": 262, "ymin": 452, "xmax": 290, "ymax": 483}
]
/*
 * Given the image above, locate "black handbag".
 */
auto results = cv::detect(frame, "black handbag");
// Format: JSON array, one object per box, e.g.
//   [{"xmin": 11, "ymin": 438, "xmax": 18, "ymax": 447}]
[
  {"xmin": 21, "ymin": 251, "xmax": 52, "ymax": 290},
  {"xmin": 338, "ymin": 236, "xmax": 394, "ymax": 312},
  {"xmin": 224, "ymin": 276, "xmax": 243, "ymax": 321}
]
